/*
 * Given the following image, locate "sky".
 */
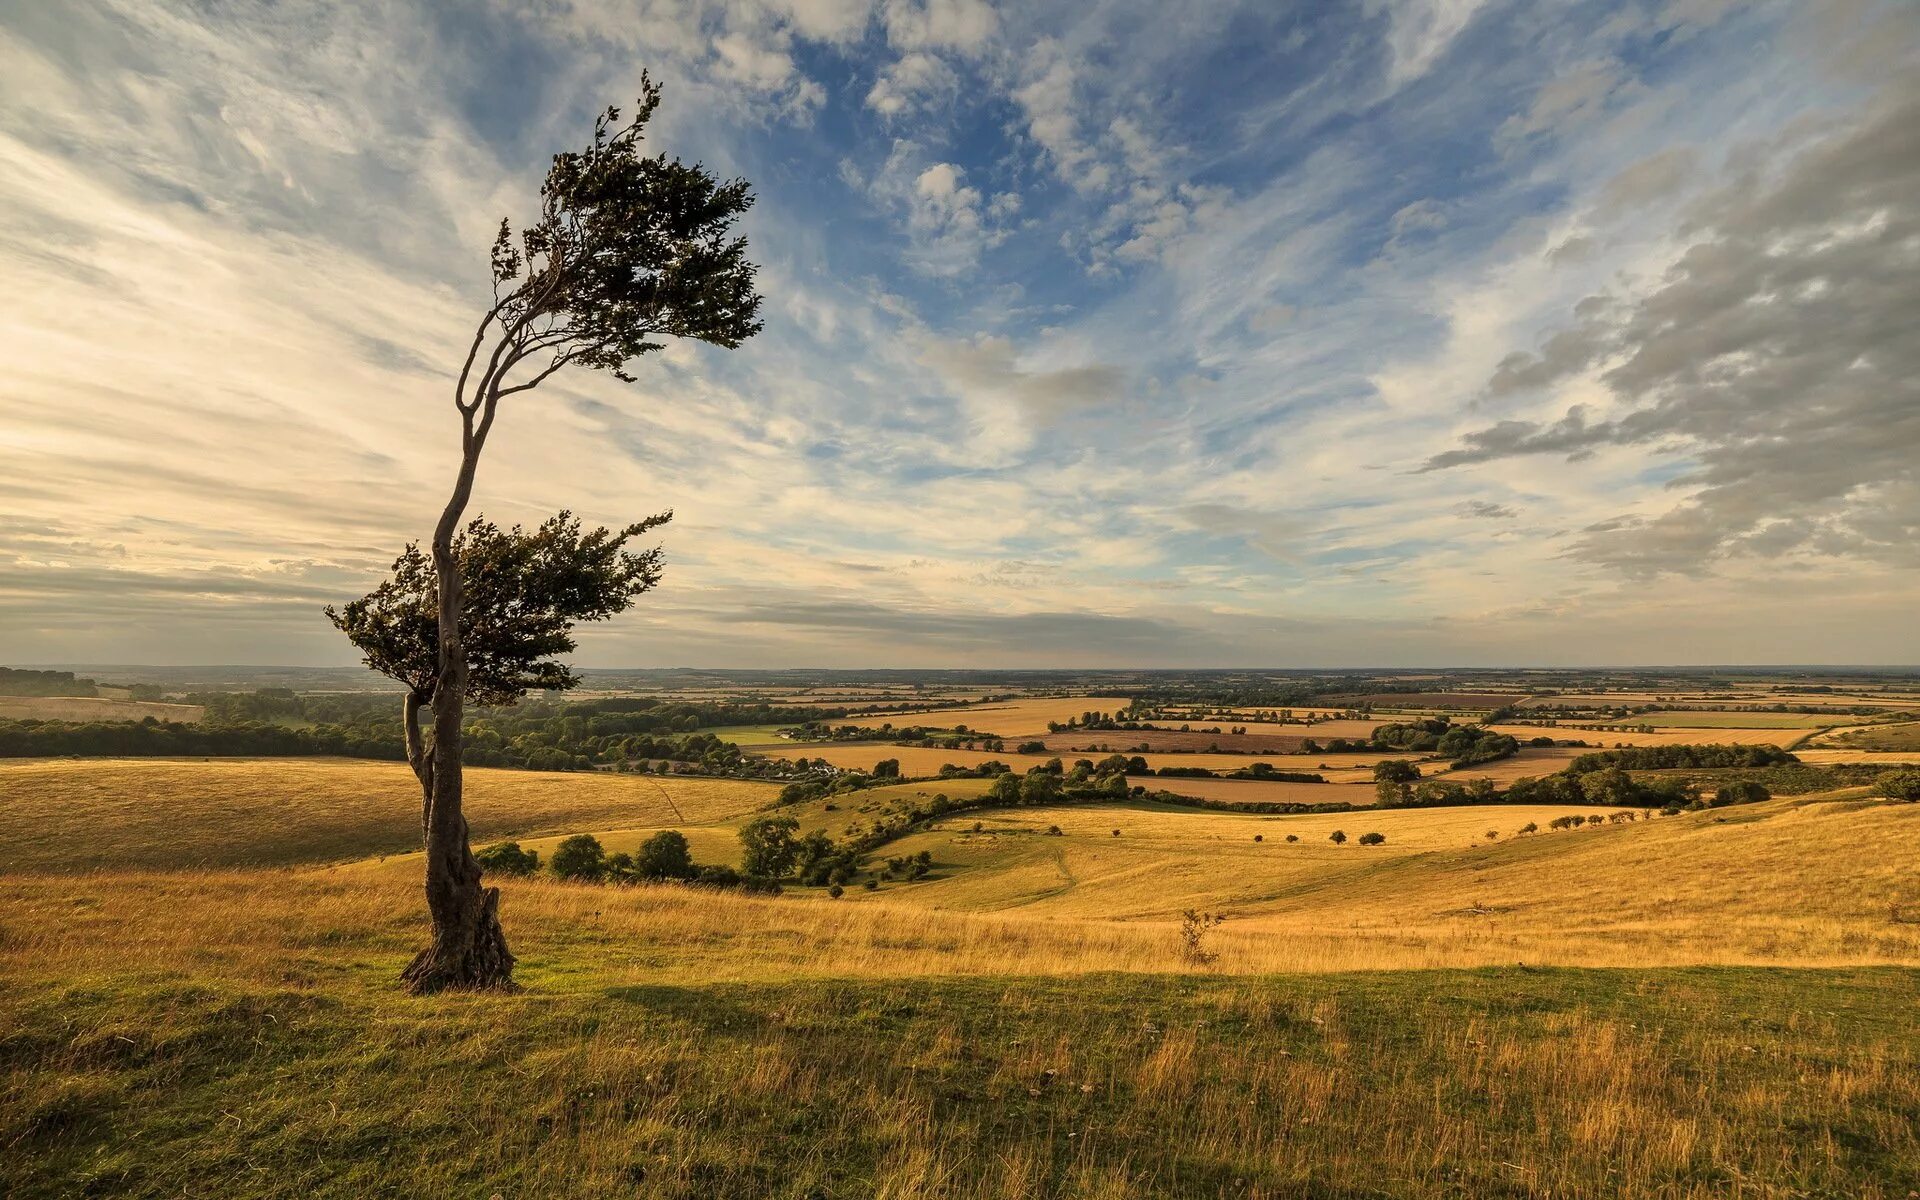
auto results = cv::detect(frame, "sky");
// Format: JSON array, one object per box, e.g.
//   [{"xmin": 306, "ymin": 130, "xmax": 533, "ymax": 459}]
[{"xmin": 1, "ymin": 0, "xmax": 1916, "ymax": 669}]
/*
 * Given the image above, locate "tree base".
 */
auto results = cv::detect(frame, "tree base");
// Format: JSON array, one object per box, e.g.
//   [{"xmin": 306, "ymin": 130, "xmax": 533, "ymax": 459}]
[{"xmin": 400, "ymin": 885, "xmax": 518, "ymax": 994}]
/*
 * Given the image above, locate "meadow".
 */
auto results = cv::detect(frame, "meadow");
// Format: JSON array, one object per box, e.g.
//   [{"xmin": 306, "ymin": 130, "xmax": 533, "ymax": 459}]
[
  {"xmin": 6, "ymin": 691, "xmax": 1920, "ymax": 1198},
  {"xmin": 0, "ymin": 695, "xmax": 205, "ymax": 723}
]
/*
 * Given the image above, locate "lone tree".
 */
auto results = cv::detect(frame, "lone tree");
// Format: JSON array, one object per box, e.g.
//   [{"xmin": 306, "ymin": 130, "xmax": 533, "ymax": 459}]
[{"xmin": 327, "ymin": 76, "xmax": 761, "ymax": 993}]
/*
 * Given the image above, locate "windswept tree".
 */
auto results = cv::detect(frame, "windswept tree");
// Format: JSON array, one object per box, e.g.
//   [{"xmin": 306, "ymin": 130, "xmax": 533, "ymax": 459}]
[{"xmin": 327, "ymin": 76, "xmax": 762, "ymax": 993}]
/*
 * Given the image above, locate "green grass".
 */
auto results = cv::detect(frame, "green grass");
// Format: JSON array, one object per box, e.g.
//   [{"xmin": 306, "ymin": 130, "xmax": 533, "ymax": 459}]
[{"xmin": 3, "ymin": 967, "xmax": 1915, "ymax": 1198}]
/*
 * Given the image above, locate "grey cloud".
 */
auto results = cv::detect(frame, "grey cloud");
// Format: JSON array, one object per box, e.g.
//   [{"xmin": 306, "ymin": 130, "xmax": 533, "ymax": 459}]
[
  {"xmin": 918, "ymin": 334, "xmax": 1125, "ymax": 421},
  {"xmin": 1597, "ymin": 146, "xmax": 1699, "ymax": 217},
  {"xmin": 1427, "ymin": 79, "xmax": 1920, "ymax": 575},
  {"xmin": 1455, "ymin": 500, "xmax": 1517, "ymax": 519}
]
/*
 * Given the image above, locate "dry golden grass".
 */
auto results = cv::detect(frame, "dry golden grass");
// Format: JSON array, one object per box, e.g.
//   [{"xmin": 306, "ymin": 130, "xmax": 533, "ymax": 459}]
[
  {"xmin": 1796, "ymin": 747, "xmax": 1920, "ymax": 765},
  {"xmin": 1489, "ymin": 722, "xmax": 1804, "ymax": 747},
  {"xmin": 870, "ymin": 794, "xmax": 1920, "ymax": 967},
  {"xmin": 836, "ymin": 696, "xmax": 1135, "ymax": 738},
  {"xmin": 1124, "ymin": 774, "xmax": 1375, "ymax": 806},
  {"xmin": 0, "ymin": 695, "xmax": 204, "ymax": 722},
  {"xmin": 1434, "ymin": 746, "xmax": 1585, "ymax": 783},
  {"xmin": 0, "ymin": 757, "xmax": 777, "ymax": 871}
]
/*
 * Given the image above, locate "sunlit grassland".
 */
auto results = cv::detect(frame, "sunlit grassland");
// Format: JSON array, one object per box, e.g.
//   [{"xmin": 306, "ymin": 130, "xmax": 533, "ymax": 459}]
[
  {"xmin": 2, "ymin": 871, "xmax": 1916, "ymax": 1198},
  {"xmin": 5, "ymin": 757, "xmax": 1919, "ymax": 1197},
  {"xmin": 0, "ymin": 758, "xmax": 777, "ymax": 871}
]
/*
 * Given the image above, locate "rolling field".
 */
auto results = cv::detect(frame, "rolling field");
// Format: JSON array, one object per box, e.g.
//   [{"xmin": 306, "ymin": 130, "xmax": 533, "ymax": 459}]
[
  {"xmin": 0, "ymin": 695, "xmax": 205, "ymax": 723},
  {"xmin": 1488, "ymin": 722, "xmax": 1806, "ymax": 747},
  {"xmin": 1598, "ymin": 711, "xmax": 1847, "ymax": 729},
  {"xmin": 835, "ymin": 696, "xmax": 1135, "ymax": 738},
  {"xmin": 1434, "ymin": 746, "xmax": 1585, "ymax": 783},
  {"xmin": 1126, "ymin": 774, "xmax": 1374, "ymax": 807},
  {"xmin": 5, "ymin": 755, "xmax": 1919, "ymax": 1197},
  {"xmin": 0, "ymin": 758, "xmax": 777, "ymax": 871},
  {"xmin": 747, "ymin": 741, "xmax": 1432, "ymax": 781}
]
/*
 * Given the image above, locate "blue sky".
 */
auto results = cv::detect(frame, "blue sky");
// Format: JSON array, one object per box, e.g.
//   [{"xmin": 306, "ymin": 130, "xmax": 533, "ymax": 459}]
[{"xmin": 2, "ymin": 0, "xmax": 1917, "ymax": 666}]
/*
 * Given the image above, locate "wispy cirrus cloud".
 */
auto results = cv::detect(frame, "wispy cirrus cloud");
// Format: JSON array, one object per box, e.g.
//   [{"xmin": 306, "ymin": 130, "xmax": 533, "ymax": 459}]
[{"xmin": 1, "ymin": 0, "xmax": 1915, "ymax": 667}]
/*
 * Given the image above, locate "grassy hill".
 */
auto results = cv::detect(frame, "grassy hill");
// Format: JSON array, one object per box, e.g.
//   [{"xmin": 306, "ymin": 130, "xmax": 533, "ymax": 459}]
[{"xmin": 3, "ymin": 756, "xmax": 1918, "ymax": 1197}]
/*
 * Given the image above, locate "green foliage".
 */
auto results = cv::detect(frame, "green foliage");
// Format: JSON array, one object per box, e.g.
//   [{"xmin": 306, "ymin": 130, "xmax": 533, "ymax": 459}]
[
  {"xmin": 1329, "ymin": 830, "xmax": 1347, "ymax": 845},
  {"xmin": 1878, "ymin": 770, "xmax": 1920, "ymax": 802},
  {"xmin": 738, "ymin": 815, "xmax": 801, "ymax": 878},
  {"xmin": 634, "ymin": 830, "xmax": 695, "ymax": 881},
  {"xmin": 474, "ymin": 841, "xmax": 541, "ymax": 876},
  {"xmin": 549, "ymin": 834, "xmax": 608, "ymax": 881},
  {"xmin": 1712, "ymin": 781, "xmax": 1772, "ymax": 807},
  {"xmin": 1566, "ymin": 744, "xmax": 1798, "ymax": 775},
  {"xmin": 327, "ymin": 512, "xmax": 669, "ymax": 707}
]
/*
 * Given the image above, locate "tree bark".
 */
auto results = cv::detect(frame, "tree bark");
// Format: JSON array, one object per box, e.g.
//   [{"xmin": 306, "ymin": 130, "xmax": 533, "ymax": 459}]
[{"xmin": 400, "ymin": 413, "xmax": 516, "ymax": 993}]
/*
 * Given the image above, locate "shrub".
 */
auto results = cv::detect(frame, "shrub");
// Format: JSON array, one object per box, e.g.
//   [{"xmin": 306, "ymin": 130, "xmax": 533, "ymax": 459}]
[
  {"xmin": 1518, "ymin": 822, "xmax": 1538, "ymax": 835},
  {"xmin": 873, "ymin": 758, "xmax": 900, "ymax": 779},
  {"xmin": 1179, "ymin": 909, "xmax": 1224, "ymax": 966},
  {"xmin": 1329, "ymin": 830, "xmax": 1347, "ymax": 845},
  {"xmin": 828, "ymin": 884, "xmax": 844, "ymax": 898},
  {"xmin": 1111, "ymin": 829, "xmax": 1122, "ymax": 838},
  {"xmin": 692, "ymin": 865, "xmax": 742, "ymax": 889},
  {"xmin": 1877, "ymin": 770, "xmax": 1920, "ymax": 802},
  {"xmin": 634, "ymin": 830, "xmax": 695, "ymax": 880},
  {"xmin": 1253, "ymin": 834, "xmax": 1263, "ymax": 842},
  {"xmin": 1284, "ymin": 834, "xmax": 1299, "ymax": 843},
  {"xmin": 1017, "ymin": 741, "xmax": 1047, "ymax": 754},
  {"xmin": 1712, "ymin": 780, "xmax": 1771, "ymax": 807},
  {"xmin": 1046, "ymin": 824, "xmax": 1063, "ymax": 836},
  {"xmin": 1357, "ymin": 831, "xmax": 1385, "ymax": 846},
  {"xmin": 549, "ymin": 834, "xmax": 608, "ymax": 881},
  {"xmin": 475, "ymin": 841, "xmax": 541, "ymax": 877}
]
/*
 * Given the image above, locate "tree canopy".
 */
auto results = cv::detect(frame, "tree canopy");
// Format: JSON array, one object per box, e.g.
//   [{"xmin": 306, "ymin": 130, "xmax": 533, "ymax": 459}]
[{"xmin": 327, "ymin": 511, "xmax": 669, "ymax": 706}]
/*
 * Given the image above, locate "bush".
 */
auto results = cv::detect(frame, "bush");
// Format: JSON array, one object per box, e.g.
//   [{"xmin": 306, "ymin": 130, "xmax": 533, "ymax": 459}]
[
  {"xmin": 1711, "ymin": 780, "xmax": 1771, "ymax": 807},
  {"xmin": 1357, "ymin": 831, "xmax": 1385, "ymax": 846},
  {"xmin": 550, "ymin": 834, "xmax": 608, "ymax": 881},
  {"xmin": 475, "ymin": 841, "xmax": 541, "ymax": 877},
  {"xmin": 1329, "ymin": 830, "xmax": 1347, "ymax": 845},
  {"xmin": 1284, "ymin": 834, "xmax": 1299, "ymax": 843},
  {"xmin": 1253, "ymin": 834, "xmax": 1263, "ymax": 842},
  {"xmin": 828, "ymin": 884, "xmax": 844, "ymax": 898},
  {"xmin": 1046, "ymin": 824, "xmax": 1063, "ymax": 836},
  {"xmin": 692, "ymin": 865, "xmax": 742, "ymax": 889},
  {"xmin": 634, "ymin": 830, "xmax": 695, "ymax": 880},
  {"xmin": 1877, "ymin": 770, "xmax": 1920, "ymax": 802}
]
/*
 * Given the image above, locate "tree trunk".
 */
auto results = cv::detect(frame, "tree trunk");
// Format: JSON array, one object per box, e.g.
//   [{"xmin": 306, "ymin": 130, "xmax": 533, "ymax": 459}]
[{"xmin": 400, "ymin": 427, "xmax": 516, "ymax": 994}]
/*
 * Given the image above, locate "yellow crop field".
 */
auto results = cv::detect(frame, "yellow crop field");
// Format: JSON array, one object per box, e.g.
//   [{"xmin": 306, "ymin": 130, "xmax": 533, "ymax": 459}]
[
  {"xmin": 1488, "ymin": 722, "xmax": 1806, "ymax": 747},
  {"xmin": 1794, "ymin": 748, "xmax": 1920, "ymax": 765},
  {"xmin": 0, "ymin": 695, "xmax": 205, "ymax": 722},
  {"xmin": 1126, "ymin": 775, "xmax": 1376, "ymax": 807},
  {"xmin": 836, "ymin": 696, "xmax": 1135, "ymax": 737},
  {"xmin": 0, "ymin": 757, "xmax": 778, "ymax": 871},
  {"xmin": 1435, "ymin": 746, "xmax": 1585, "ymax": 783}
]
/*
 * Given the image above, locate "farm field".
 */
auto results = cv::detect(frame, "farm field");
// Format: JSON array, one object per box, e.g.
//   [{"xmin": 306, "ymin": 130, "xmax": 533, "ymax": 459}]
[
  {"xmin": 1487, "ymin": 721, "xmax": 1807, "ymax": 747},
  {"xmin": 1795, "ymin": 748, "xmax": 1920, "ymax": 765},
  {"xmin": 1127, "ymin": 774, "xmax": 1375, "ymax": 807},
  {"xmin": 0, "ymin": 695, "xmax": 205, "ymax": 723},
  {"xmin": 1813, "ymin": 720, "xmax": 1920, "ymax": 753},
  {"xmin": 0, "ymin": 758, "xmax": 777, "ymax": 872},
  {"xmin": 1039, "ymin": 729, "xmax": 1312, "ymax": 753},
  {"xmin": 1432, "ymin": 746, "xmax": 1585, "ymax": 783},
  {"xmin": 741, "ymin": 740, "xmax": 1434, "ymax": 779},
  {"xmin": 834, "ymin": 696, "xmax": 1134, "ymax": 737},
  {"xmin": 4, "ymin": 748, "xmax": 1919, "ymax": 1198},
  {"xmin": 1597, "ymin": 710, "xmax": 1849, "ymax": 728}
]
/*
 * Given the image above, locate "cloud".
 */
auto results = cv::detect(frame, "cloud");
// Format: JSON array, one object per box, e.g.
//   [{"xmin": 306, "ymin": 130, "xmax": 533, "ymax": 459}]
[
  {"xmin": 1367, "ymin": 0, "xmax": 1490, "ymax": 88},
  {"xmin": 1426, "ymin": 78, "xmax": 1920, "ymax": 576},
  {"xmin": 865, "ymin": 51, "xmax": 958, "ymax": 117}
]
